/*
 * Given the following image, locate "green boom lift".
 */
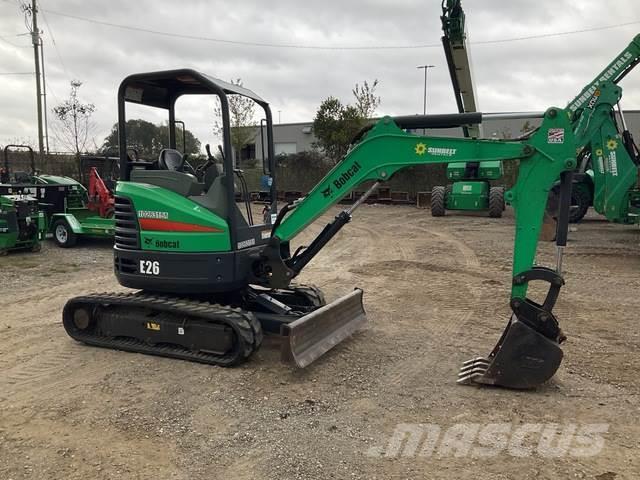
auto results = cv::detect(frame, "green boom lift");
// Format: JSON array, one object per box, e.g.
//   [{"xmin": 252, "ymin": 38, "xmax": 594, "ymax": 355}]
[
  {"xmin": 556, "ymin": 34, "xmax": 640, "ymax": 223},
  {"xmin": 62, "ymin": 70, "xmax": 577, "ymax": 389},
  {"xmin": 430, "ymin": 0, "xmax": 505, "ymax": 218}
]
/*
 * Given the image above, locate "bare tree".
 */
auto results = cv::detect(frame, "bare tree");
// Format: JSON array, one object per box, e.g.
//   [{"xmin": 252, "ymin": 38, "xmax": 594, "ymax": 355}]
[
  {"xmin": 52, "ymin": 80, "xmax": 96, "ymax": 154},
  {"xmin": 214, "ymin": 79, "xmax": 257, "ymax": 165},
  {"xmin": 352, "ymin": 79, "xmax": 381, "ymax": 118}
]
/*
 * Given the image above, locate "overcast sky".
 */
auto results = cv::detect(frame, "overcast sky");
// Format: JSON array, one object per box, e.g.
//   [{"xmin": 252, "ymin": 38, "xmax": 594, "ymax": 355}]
[{"xmin": 1, "ymin": 0, "xmax": 639, "ymax": 152}]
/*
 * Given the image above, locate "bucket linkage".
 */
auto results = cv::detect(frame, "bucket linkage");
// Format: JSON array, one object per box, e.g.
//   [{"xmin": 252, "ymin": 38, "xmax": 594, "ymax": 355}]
[
  {"xmin": 458, "ymin": 267, "xmax": 566, "ymax": 389},
  {"xmin": 459, "ymin": 171, "xmax": 574, "ymax": 389}
]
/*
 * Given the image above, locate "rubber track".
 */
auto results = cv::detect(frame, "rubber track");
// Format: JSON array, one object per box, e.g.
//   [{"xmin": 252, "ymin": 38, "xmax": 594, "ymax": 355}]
[
  {"xmin": 63, "ymin": 292, "xmax": 263, "ymax": 367},
  {"xmin": 290, "ymin": 283, "xmax": 326, "ymax": 307}
]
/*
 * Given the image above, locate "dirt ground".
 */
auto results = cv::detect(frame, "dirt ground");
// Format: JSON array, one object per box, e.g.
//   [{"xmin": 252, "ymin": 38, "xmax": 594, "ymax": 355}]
[{"xmin": 0, "ymin": 205, "xmax": 639, "ymax": 480}]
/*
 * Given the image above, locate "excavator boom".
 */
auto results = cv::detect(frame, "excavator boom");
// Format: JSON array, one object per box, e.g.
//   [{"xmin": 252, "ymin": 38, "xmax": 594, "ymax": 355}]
[{"xmin": 272, "ymin": 109, "xmax": 575, "ymax": 298}]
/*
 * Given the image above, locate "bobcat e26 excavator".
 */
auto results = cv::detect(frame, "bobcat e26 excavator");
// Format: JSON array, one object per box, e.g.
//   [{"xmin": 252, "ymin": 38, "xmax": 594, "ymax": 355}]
[{"xmin": 63, "ymin": 70, "xmax": 577, "ymax": 389}]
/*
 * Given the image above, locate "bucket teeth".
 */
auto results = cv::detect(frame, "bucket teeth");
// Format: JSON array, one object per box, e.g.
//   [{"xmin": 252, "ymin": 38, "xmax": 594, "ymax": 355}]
[
  {"xmin": 461, "ymin": 356, "xmax": 491, "ymax": 368},
  {"xmin": 457, "ymin": 357, "xmax": 492, "ymax": 385}
]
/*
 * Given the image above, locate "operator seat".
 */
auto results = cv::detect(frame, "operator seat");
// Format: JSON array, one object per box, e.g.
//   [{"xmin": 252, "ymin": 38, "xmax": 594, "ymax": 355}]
[
  {"xmin": 129, "ymin": 148, "xmax": 203, "ymax": 197},
  {"xmin": 14, "ymin": 171, "xmax": 32, "ymax": 183},
  {"xmin": 158, "ymin": 148, "xmax": 184, "ymax": 171}
]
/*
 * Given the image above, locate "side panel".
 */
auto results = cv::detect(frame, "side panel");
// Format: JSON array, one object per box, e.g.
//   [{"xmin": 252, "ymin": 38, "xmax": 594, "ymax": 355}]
[
  {"xmin": 116, "ymin": 182, "xmax": 232, "ymax": 252},
  {"xmin": 0, "ymin": 200, "xmax": 18, "ymax": 249},
  {"xmin": 590, "ymin": 122, "xmax": 638, "ymax": 223},
  {"xmin": 114, "ymin": 246, "xmax": 263, "ymax": 293},
  {"xmin": 447, "ymin": 181, "xmax": 489, "ymax": 210}
]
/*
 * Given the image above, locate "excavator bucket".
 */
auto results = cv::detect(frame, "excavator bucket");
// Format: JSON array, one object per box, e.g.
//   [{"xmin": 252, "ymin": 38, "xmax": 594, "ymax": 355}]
[
  {"xmin": 457, "ymin": 314, "xmax": 563, "ymax": 389},
  {"xmin": 281, "ymin": 288, "xmax": 368, "ymax": 368}
]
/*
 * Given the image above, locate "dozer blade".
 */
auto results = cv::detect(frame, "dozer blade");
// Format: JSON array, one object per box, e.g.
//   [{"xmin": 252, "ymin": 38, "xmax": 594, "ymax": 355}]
[
  {"xmin": 457, "ymin": 314, "xmax": 563, "ymax": 389},
  {"xmin": 281, "ymin": 288, "xmax": 368, "ymax": 368}
]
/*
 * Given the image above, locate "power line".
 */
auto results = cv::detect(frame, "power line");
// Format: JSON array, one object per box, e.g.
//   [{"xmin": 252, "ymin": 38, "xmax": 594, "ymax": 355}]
[
  {"xmin": 474, "ymin": 21, "xmax": 640, "ymax": 45},
  {"xmin": 0, "ymin": 33, "xmax": 30, "ymax": 47},
  {"xmin": 0, "ymin": 71, "xmax": 34, "ymax": 75},
  {"xmin": 41, "ymin": 9, "xmax": 640, "ymax": 50},
  {"xmin": 38, "ymin": 1, "xmax": 70, "ymax": 78}
]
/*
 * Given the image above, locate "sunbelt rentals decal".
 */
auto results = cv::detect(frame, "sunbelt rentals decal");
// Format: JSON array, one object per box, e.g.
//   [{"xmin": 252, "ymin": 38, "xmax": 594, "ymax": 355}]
[
  {"xmin": 415, "ymin": 142, "xmax": 457, "ymax": 157},
  {"xmin": 568, "ymin": 51, "xmax": 634, "ymax": 113}
]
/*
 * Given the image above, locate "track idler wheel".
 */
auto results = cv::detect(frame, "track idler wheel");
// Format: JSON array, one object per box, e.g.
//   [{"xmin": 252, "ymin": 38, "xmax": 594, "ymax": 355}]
[{"xmin": 458, "ymin": 267, "xmax": 566, "ymax": 389}]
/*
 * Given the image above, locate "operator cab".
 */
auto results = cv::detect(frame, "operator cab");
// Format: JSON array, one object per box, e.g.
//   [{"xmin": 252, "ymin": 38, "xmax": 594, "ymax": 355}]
[
  {"xmin": 1, "ymin": 145, "xmax": 37, "ymax": 185},
  {"xmin": 117, "ymin": 69, "xmax": 277, "ymax": 239}
]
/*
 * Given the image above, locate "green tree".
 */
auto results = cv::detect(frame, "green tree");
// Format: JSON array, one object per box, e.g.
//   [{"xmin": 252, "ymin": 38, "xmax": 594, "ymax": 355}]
[
  {"xmin": 214, "ymin": 79, "xmax": 257, "ymax": 164},
  {"xmin": 312, "ymin": 79, "xmax": 380, "ymax": 164},
  {"xmin": 102, "ymin": 119, "xmax": 201, "ymax": 159}
]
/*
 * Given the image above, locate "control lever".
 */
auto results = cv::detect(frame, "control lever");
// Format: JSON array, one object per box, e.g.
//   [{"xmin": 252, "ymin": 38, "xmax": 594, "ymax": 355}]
[{"xmin": 205, "ymin": 143, "xmax": 215, "ymax": 161}]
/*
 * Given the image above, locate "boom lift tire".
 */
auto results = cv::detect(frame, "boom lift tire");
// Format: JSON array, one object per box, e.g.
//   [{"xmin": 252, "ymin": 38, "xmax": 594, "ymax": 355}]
[
  {"xmin": 489, "ymin": 186, "xmax": 505, "ymax": 218},
  {"xmin": 431, "ymin": 186, "xmax": 446, "ymax": 217},
  {"xmin": 568, "ymin": 187, "xmax": 591, "ymax": 223}
]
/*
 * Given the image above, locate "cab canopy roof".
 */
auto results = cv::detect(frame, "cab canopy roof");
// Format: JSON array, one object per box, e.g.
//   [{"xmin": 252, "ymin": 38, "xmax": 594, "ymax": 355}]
[{"xmin": 118, "ymin": 69, "xmax": 266, "ymax": 109}]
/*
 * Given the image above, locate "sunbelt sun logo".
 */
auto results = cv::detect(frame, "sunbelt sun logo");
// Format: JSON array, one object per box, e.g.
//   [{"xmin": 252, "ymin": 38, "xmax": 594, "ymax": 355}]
[{"xmin": 415, "ymin": 142, "xmax": 457, "ymax": 157}]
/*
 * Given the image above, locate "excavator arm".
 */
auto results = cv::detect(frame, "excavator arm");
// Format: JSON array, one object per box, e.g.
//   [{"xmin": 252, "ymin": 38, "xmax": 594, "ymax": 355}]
[{"xmin": 262, "ymin": 108, "xmax": 576, "ymax": 388}]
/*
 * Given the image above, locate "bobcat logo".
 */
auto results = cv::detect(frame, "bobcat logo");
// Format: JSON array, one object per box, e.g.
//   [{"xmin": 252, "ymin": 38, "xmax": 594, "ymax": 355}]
[
  {"xmin": 321, "ymin": 186, "xmax": 332, "ymax": 198},
  {"xmin": 144, "ymin": 237, "xmax": 153, "ymax": 246}
]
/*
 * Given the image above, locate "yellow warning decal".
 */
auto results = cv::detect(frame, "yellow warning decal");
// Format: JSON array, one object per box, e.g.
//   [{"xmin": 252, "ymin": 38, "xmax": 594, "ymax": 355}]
[{"xmin": 145, "ymin": 322, "xmax": 161, "ymax": 331}]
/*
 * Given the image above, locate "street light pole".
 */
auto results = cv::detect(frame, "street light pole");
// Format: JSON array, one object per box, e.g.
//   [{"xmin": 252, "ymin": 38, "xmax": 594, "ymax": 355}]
[{"xmin": 416, "ymin": 64, "xmax": 435, "ymax": 115}]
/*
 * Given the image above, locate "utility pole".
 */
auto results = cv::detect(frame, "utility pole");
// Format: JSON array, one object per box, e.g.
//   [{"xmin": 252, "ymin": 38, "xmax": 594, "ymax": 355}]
[
  {"xmin": 29, "ymin": 0, "xmax": 45, "ymax": 158},
  {"xmin": 416, "ymin": 64, "xmax": 435, "ymax": 115},
  {"xmin": 40, "ymin": 39, "xmax": 49, "ymax": 154}
]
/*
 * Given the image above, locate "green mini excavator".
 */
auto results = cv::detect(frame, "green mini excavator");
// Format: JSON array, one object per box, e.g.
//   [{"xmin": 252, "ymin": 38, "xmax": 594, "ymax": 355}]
[{"xmin": 63, "ymin": 70, "xmax": 577, "ymax": 389}]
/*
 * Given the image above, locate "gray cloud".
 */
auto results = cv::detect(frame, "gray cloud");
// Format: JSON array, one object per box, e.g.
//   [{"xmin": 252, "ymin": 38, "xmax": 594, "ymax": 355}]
[{"xmin": 1, "ymin": 0, "xmax": 639, "ymax": 151}]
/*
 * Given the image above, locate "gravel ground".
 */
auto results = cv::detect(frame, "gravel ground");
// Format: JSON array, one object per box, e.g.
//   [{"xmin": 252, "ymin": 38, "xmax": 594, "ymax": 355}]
[{"xmin": 0, "ymin": 205, "xmax": 638, "ymax": 479}]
